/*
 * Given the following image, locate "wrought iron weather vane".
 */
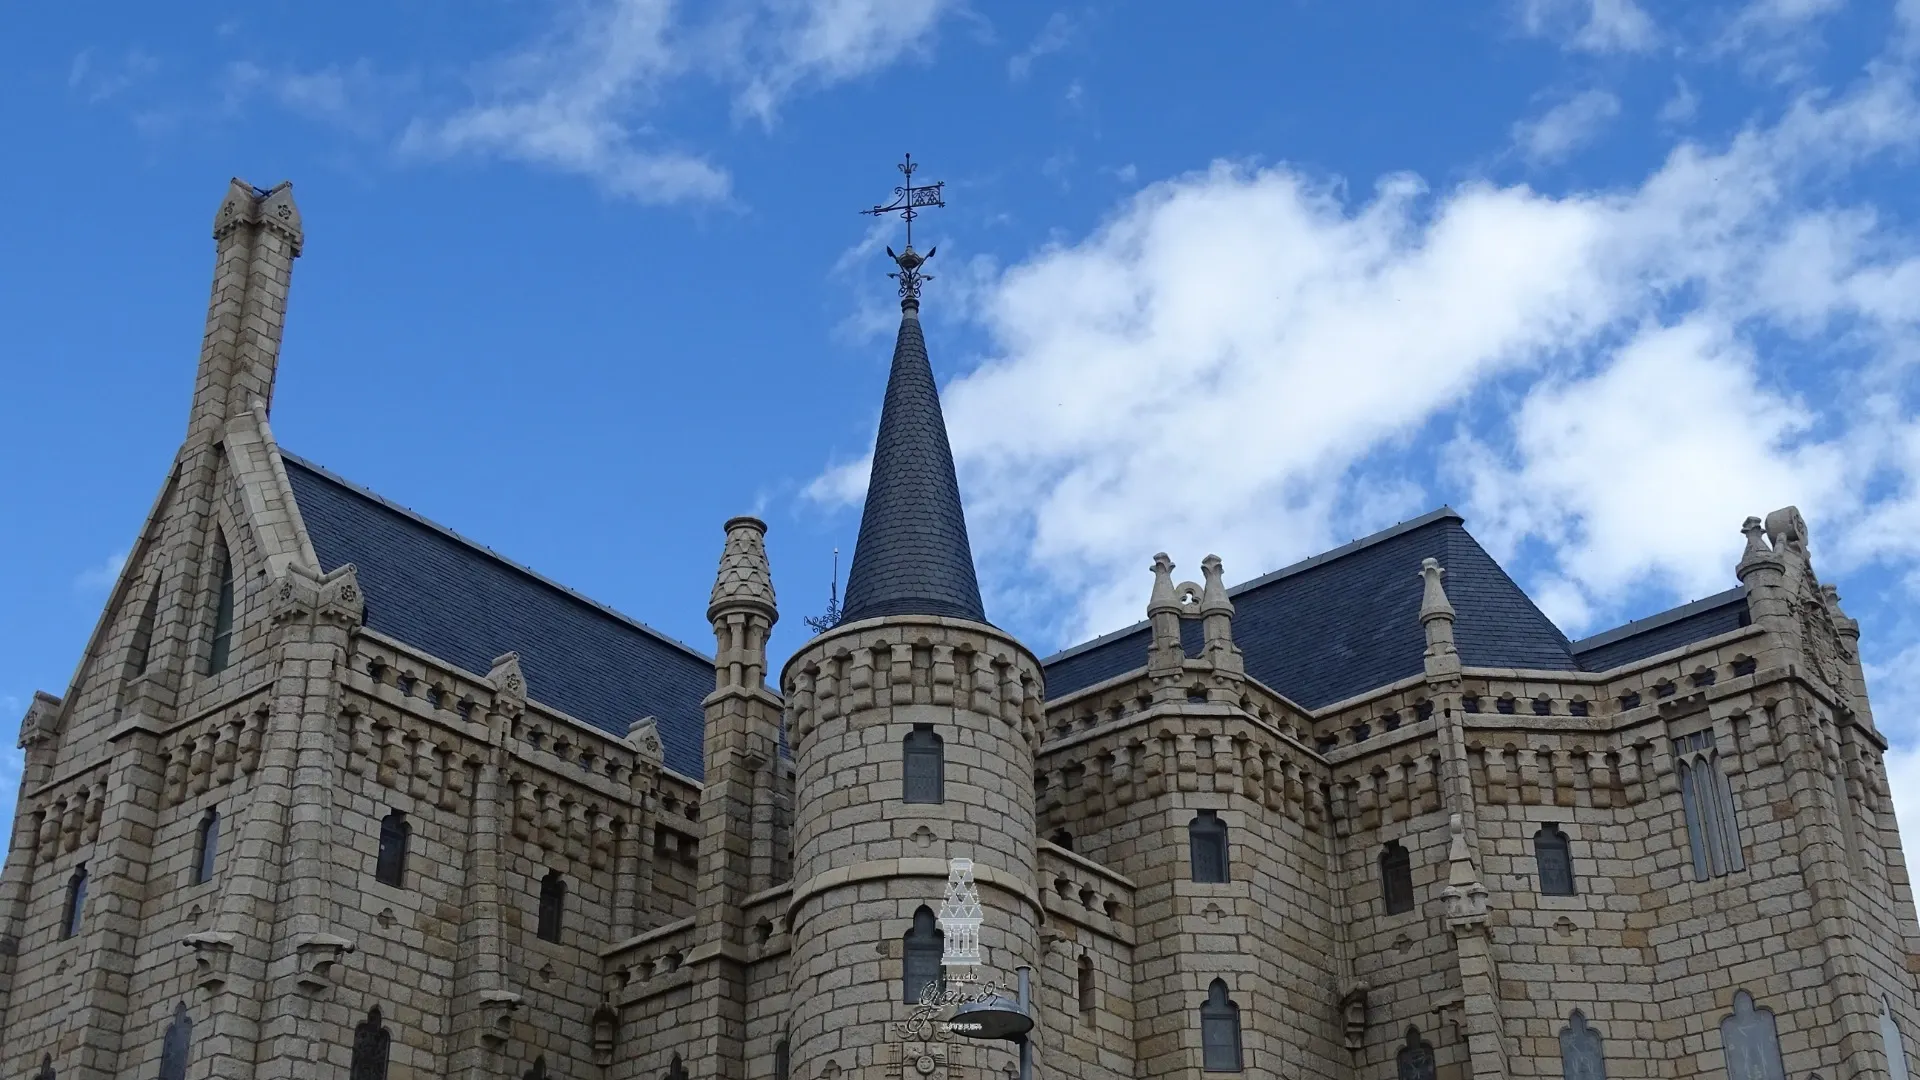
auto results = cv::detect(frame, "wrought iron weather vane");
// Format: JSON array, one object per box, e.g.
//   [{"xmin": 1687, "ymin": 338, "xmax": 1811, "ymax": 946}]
[{"xmin": 862, "ymin": 153, "xmax": 946, "ymax": 300}]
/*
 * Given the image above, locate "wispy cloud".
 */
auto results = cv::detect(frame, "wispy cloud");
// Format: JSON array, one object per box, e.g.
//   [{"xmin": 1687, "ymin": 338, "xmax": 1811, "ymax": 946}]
[
  {"xmin": 68, "ymin": 47, "xmax": 159, "ymax": 104},
  {"xmin": 1512, "ymin": 88, "xmax": 1621, "ymax": 163},
  {"xmin": 1515, "ymin": 0, "xmax": 1658, "ymax": 53},
  {"xmin": 74, "ymin": 551, "xmax": 126, "ymax": 592},
  {"xmin": 223, "ymin": 59, "xmax": 396, "ymax": 138},
  {"xmin": 1009, "ymin": 12, "xmax": 1077, "ymax": 81},
  {"xmin": 1659, "ymin": 77, "xmax": 1700, "ymax": 125}
]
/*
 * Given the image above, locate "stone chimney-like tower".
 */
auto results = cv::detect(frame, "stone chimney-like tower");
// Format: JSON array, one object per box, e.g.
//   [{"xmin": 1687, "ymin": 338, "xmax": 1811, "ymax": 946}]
[{"xmin": 781, "ymin": 292, "xmax": 1043, "ymax": 1080}]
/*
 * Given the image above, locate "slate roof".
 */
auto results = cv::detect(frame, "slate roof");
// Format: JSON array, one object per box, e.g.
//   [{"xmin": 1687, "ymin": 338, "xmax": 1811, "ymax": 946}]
[
  {"xmin": 1571, "ymin": 588, "xmax": 1750, "ymax": 672},
  {"xmin": 282, "ymin": 455, "xmax": 715, "ymax": 780},
  {"xmin": 839, "ymin": 302, "xmax": 988, "ymax": 625}
]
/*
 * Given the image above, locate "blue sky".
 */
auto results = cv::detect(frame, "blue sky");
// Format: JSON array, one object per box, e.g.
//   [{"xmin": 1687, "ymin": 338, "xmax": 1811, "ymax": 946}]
[{"xmin": 6, "ymin": 0, "xmax": 1920, "ymax": 843}]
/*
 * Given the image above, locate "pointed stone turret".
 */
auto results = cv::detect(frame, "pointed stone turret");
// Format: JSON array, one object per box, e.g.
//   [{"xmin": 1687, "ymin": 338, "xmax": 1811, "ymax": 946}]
[
  {"xmin": 838, "ymin": 298, "xmax": 987, "ymax": 625},
  {"xmin": 1198, "ymin": 555, "xmax": 1243, "ymax": 677},
  {"xmin": 1419, "ymin": 557, "xmax": 1457, "ymax": 665},
  {"xmin": 1147, "ymin": 553, "xmax": 1184, "ymax": 678}
]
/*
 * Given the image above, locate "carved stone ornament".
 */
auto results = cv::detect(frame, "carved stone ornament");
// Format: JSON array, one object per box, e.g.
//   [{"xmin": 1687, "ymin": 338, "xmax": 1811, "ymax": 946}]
[
  {"xmin": 17, "ymin": 691, "xmax": 61, "ymax": 751},
  {"xmin": 885, "ymin": 1040, "xmax": 949, "ymax": 1079},
  {"xmin": 268, "ymin": 563, "xmax": 364, "ymax": 630},
  {"xmin": 1338, "ymin": 980, "xmax": 1371, "ymax": 1051},
  {"xmin": 183, "ymin": 930, "xmax": 239, "ymax": 993},
  {"xmin": 1794, "ymin": 587, "xmax": 1852, "ymax": 706},
  {"xmin": 478, "ymin": 988, "xmax": 523, "ymax": 1047},
  {"xmin": 292, "ymin": 933, "xmax": 355, "ymax": 993},
  {"xmin": 488, "ymin": 653, "xmax": 528, "ymax": 716},
  {"xmin": 628, "ymin": 716, "xmax": 665, "ymax": 762}
]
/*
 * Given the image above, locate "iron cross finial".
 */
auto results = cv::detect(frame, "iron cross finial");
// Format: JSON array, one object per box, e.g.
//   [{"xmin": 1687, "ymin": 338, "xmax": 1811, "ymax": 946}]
[{"xmin": 861, "ymin": 153, "xmax": 947, "ymax": 301}]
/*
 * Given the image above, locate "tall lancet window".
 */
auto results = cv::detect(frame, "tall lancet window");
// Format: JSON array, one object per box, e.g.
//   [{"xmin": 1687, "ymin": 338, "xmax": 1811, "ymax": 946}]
[
  {"xmin": 1559, "ymin": 1010, "xmax": 1606, "ymax": 1080},
  {"xmin": 207, "ymin": 536, "xmax": 235, "ymax": 675},
  {"xmin": 1534, "ymin": 824, "xmax": 1575, "ymax": 896},
  {"xmin": 1396, "ymin": 1027, "xmax": 1436, "ymax": 1080},
  {"xmin": 351, "ymin": 1006, "xmax": 391, "ymax": 1080},
  {"xmin": 31, "ymin": 1054, "xmax": 52, "ymax": 1080},
  {"xmin": 62, "ymin": 865, "xmax": 87, "ymax": 939},
  {"xmin": 1720, "ymin": 990, "xmax": 1787, "ymax": 1080},
  {"xmin": 1884, "ymin": 998, "xmax": 1913, "ymax": 1080},
  {"xmin": 901, "ymin": 905, "xmax": 944, "ymax": 1003},
  {"xmin": 1199, "ymin": 979, "xmax": 1243, "ymax": 1072},
  {"xmin": 903, "ymin": 726, "xmax": 944, "ymax": 804},
  {"xmin": 193, "ymin": 811, "xmax": 220, "ymax": 885},
  {"xmin": 158, "ymin": 1003, "xmax": 192, "ymax": 1080},
  {"xmin": 537, "ymin": 871, "xmax": 566, "ymax": 943},
  {"xmin": 1189, "ymin": 811, "xmax": 1229, "ymax": 883},
  {"xmin": 1675, "ymin": 730, "xmax": 1745, "ymax": 880},
  {"xmin": 376, "ymin": 810, "xmax": 410, "ymax": 888},
  {"xmin": 1380, "ymin": 841, "xmax": 1414, "ymax": 915}
]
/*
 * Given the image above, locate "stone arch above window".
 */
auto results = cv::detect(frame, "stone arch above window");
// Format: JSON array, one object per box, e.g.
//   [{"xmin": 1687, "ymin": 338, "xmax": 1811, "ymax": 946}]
[
  {"xmin": 1189, "ymin": 811, "xmax": 1229, "ymax": 883},
  {"xmin": 1199, "ymin": 979, "xmax": 1243, "ymax": 1072},
  {"xmin": 376, "ymin": 810, "xmax": 410, "ymax": 888},
  {"xmin": 351, "ymin": 1005, "xmax": 391, "ymax": 1080},
  {"xmin": 903, "ymin": 726, "xmax": 944, "ymax": 804},
  {"xmin": 1380, "ymin": 841, "xmax": 1414, "ymax": 916},
  {"xmin": 193, "ymin": 810, "xmax": 220, "ymax": 886},
  {"xmin": 1534, "ymin": 824, "xmax": 1575, "ymax": 896},
  {"xmin": 537, "ymin": 870, "xmax": 566, "ymax": 943},
  {"xmin": 207, "ymin": 533, "xmax": 235, "ymax": 675},
  {"xmin": 1396, "ymin": 1026, "xmax": 1435, "ymax": 1080},
  {"xmin": 1559, "ymin": 1009, "xmax": 1605, "ymax": 1080},
  {"xmin": 902, "ymin": 905, "xmax": 944, "ymax": 1004},
  {"xmin": 62, "ymin": 865, "xmax": 87, "ymax": 940},
  {"xmin": 1720, "ymin": 990, "xmax": 1786, "ymax": 1080},
  {"xmin": 158, "ymin": 1002, "xmax": 192, "ymax": 1080}
]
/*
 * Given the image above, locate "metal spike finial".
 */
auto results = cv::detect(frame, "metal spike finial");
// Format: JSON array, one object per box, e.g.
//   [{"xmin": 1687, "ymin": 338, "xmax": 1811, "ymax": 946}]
[
  {"xmin": 861, "ymin": 153, "xmax": 947, "ymax": 301},
  {"xmin": 805, "ymin": 547, "xmax": 844, "ymax": 635}
]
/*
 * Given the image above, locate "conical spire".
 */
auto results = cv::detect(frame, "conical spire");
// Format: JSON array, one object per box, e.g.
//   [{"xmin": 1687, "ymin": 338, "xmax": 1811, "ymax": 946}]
[{"xmin": 839, "ymin": 300, "xmax": 987, "ymax": 625}]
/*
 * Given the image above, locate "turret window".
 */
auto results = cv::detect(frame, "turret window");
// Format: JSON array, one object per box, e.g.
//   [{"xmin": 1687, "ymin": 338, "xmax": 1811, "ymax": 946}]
[
  {"xmin": 376, "ymin": 811, "xmax": 410, "ymax": 887},
  {"xmin": 207, "ymin": 538, "xmax": 235, "ymax": 675},
  {"xmin": 1397, "ymin": 1026, "xmax": 1436, "ymax": 1080},
  {"xmin": 537, "ymin": 871, "xmax": 566, "ymax": 943},
  {"xmin": 1188, "ymin": 811, "xmax": 1229, "ymax": 883},
  {"xmin": 1199, "ymin": 979, "xmax": 1243, "ymax": 1072},
  {"xmin": 903, "ymin": 726, "xmax": 944, "ymax": 804},
  {"xmin": 351, "ymin": 1006, "xmax": 391, "ymax": 1080},
  {"xmin": 1559, "ymin": 1010, "xmax": 1606, "ymax": 1079},
  {"xmin": 1719, "ymin": 990, "xmax": 1786, "ymax": 1079},
  {"xmin": 1380, "ymin": 841, "xmax": 1414, "ymax": 915},
  {"xmin": 1078, "ymin": 953, "xmax": 1096, "ymax": 1012},
  {"xmin": 62, "ymin": 865, "xmax": 87, "ymax": 939},
  {"xmin": 902, "ymin": 905, "xmax": 944, "ymax": 1003},
  {"xmin": 158, "ymin": 1002, "xmax": 192, "ymax": 1080},
  {"xmin": 774, "ymin": 1038, "xmax": 790, "ymax": 1080},
  {"xmin": 193, "ymin": 811, "xmax": 220, "ymax": 885},
  {"xmin": 1674, "ymin": 730, "xmax": 1745, "ymax": 880},
  {"xmin": 1534, "ymin": 824, "xmax": 1575, "ymax": 896}
]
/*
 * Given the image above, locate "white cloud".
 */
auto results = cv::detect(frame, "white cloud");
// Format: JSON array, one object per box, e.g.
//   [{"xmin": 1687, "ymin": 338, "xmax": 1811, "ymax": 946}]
[
  {"xmin": 223, "ymin": 59, "xmax": 394, "ymax": 137},
  {"xmin": 1513, "ymin": 89, "xmax": 1622, "ymax": 164},
  {"xmin": 1659, "ymin": 78, "xmax": 1700, "ymax": 125},
  {"xmin": 74, "ymin": 552, "xmax": 126, "ymax": 592},
  {"xmin": 807, "ymin": 64, "xmax": 1920, "ymax": 651},
  {"xmin": 1009, "ymin": 12, "xmax": 1076, "ymax": 81},
  {"xmin": 68, "ymin": 48, "xmax": 159, "ymax": 104},
  {"xmin": 1516, "ymin": 0, "xmax": 1658, "ymax": 53},
  {"xmin": 403, "ymin": 0, "xmax": 953, "ymax": 201}
]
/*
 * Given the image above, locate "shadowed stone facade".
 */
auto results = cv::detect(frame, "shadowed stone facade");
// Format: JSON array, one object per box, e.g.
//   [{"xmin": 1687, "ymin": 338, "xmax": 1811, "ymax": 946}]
[{"xmin": 6, "ymin": 178, "xmax": 1920, "ymax": 1079}]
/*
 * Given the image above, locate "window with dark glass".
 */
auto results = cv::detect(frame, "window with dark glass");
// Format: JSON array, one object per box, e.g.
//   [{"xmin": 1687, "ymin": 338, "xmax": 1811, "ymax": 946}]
[
  {"xmin": 1189, "ymin": 811, "xmax": 1229, "ymax": 883},
  {"xmin": 1720, "ymin": 990, "xmax": 1786, "ymax": 1080},
  {"xmin": 1397, "ymin": 1026, "xmax": 1436, "ymax": 1080},
  {"xmin": 193, "ymin": 811, "xmax": 219, "ymax": 885},
  {"xmin": 158, "ymin": 1002, "xmax": 192, "ymax": 1080},
  {"xmin": 351, "ymin": 1006, "xmax": 391, "ymax": 1080},
  {"xmin": 774, "ymin": 1038, "xmax": 790, "ymax": 1080},
  {"xmin": 537, "ymin": 871, "xmax": 566, "ymax": 943},
  {"xmin": 62, "ymin": 865, "xmax": 87, "ymax": 939},
  {"xmin": 901, "ymin": 905, "xmax": 944, "ymax": 1003},
  {"xmin": 1674, "ymin": 730, "xmax": 1745, "ymax": 880},
  {"xmin": 523, "ymin": 1057, "xmax": 547, "ymax": 1080},
  {"xmin": 131, "ymin": 586, "xmax": 159, "ymax": 677},
  {"xmin": 903, "ymin": 726, "xmax": 944, "ymax": 804},
  {"xmin": 207, "ymin": 539, "xmax": 234, "ymax": 675},
  {"xmin": 1200, "ymin": 979, "xmax": 1243, "ymax": 1072},
  {"xmin": 1050, "ymin": 829, "xmax": 1074, "ymax": 852},
  {"xmin": 1534, "ymin": 824, "xmax": 1576, "ymax": 896},
  {"xmin": 376, "ymin": 810, "xmax": 410, "ymax": 888},
  {"xmin": 1560, "ymin": 1010, "xmax": 1606, "ymax": 1080},
  {"xmin": 1078, "ymin": 954, "xmax": 1096, "ymax": 1013},
  {"xmin": 664, "ymin": 1054, "xmax": 688, "ymax": 1080},
  {"xmin": 1380, "ymin": 842, "xmax": 1414, "ymax": 916},
  {"xmin": 31, "ymin": 1054, "xmax": 52, "ymax": 1080}
]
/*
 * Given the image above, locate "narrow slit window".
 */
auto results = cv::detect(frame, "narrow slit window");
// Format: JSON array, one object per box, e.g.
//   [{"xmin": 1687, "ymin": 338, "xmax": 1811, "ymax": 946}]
[
  {"xmin": 1078, "ymin": 953, "xmax": 1096, "ymax": 1013},
  {"xmin": 351, "ymin": 1006, "xmax": 391, "ymax": 1080},
  {"xmin": 1534, "ymin": 824, "xmax": 1575, "ymax": 896},
  {"xmin": 1397, "ymin": 1026, "xmax": 1436, "ymax": 1080},
  {"xmin": 903, "ymin": 726, "xmax": 944, "ymax": 804},
  {"xmin": 62, "ymin": 865, "xmax": 87, "ymax": 939},
  {"xmin": 158, "ymin": 1002, "xmax": 192, "ymax": 1080},
  {"xmin": 537, "ymin": 871, "xmax": 566, "ymax": 943},
  {"xmin": 1200, "ymin": 979, "xmax": 1243, "ymax": 1072},
  {"xmin": 207, "ymin": 538, "xmax": 234, "ymax": 675},
  {"xmin": 1189, "ymin": 811, "xmax": 1230, "ymax": 883},
  {"xmin": 1560, "ymin": 1010, "xmax": 1606, "ymax": 1080},
  {"xmin": 902, "ymin": 905, "xmax": 944, "ymax": 1003},
  {"xmin": 1380, "ymin": 841, "xmax": 1414, "ymax": 915},
  {"xmin": 376, "ymin": 811, "xmax": 410, "ymax": 888},
  {"xmin": 1674, "ymin": 731, "xmax": 1745, "ymax": 880},
  {"xmin": 193, "ymin": 811, "xmax": 220, "ymax": 885}
]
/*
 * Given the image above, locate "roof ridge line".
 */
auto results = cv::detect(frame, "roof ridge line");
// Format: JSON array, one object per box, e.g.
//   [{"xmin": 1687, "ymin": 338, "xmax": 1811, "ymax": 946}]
[
  {"xmin": 279, "ymin": 451, "xmax": 715, "ymax": 666},
  {"xmin": 1038, "ymin": 505, "xmax": 1465, "ymax": 667},
  {"xmin": 1570, "ymin": 586, "xmax": 1748, "ymax": 653}
]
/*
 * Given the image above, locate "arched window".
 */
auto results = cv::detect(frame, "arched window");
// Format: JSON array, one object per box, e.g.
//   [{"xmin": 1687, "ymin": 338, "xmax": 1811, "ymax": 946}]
[
  {"xmin": 1721, "ymin": 990, "xmax": 1786, "ymax": 1080},
  {"xmin": 1189, "ymin": 811, "xmax": 1229, "ymax": 883},
  {"xmin": 1559, "ymin": 1010, "xmax": 1605, "ymax": 1080},
  {"xmin": 1050, "ymin": 829, "xmax": 1074, "ymax": 852},
  {"xmin": 1884, "ymin": 997, "xmax": 1913, "ymax": 1080},
  {"xmin": 1380, "ymin": 841, "xmax": 1414, "ymax": 915},
  {"xmin": 1397, "ymin": 1026, "xmax": 1435, "ymax": 1080},
  {"xmin": 207, "ymin": 538, "xmax": 235, "ymax": 675},
  {"xmin": 1675, "ymin": 729, "xmax": 1745, "ymax": 880},
  {"xmin": 1199, "ymin": 979, "xmax": 1242, "ymax": 1072},
  {"xmin": 537, "ymin": 871, "xmax": 566, "ymax": 943},
  {"xmin": 31, "ymin": 1054, "xmax": 52, "ymax": 1080},
  {"xmin": 664, "ymin": 1053, "xmax": 688, "ymax": 1080},
  {"xmin": 376, "ymin": 811, "xmax": 410, "ymax": 887},
  {"xmin": 130, "ymin": 584, "xmax": 159, "ymax": 677},
  {"xmin": 903, "ymin": 726, "xmax": 944, "ymax": 804},
  {"xmin": 774, "ymin": 1038, "xmax": 790, "ymax": 1080},
  {"xmin": 1078, "ymin": 953, "xmax": 1096, "ymax": 1013},
  {"xmin": 351, "ymin": 1006, "xmax": 391, "ymax": 1080},
  {"xmin": 1534, "ymin": 824, "xmax": 1575, "ymax": 896},
  {"xmin": 62, "ymin": 865, "xmax": 87, "ymax": 939},
  {"xmin": 902, "ymin": 905, "xmax": 944, "ymax": 1003},
  {"xmin": 523, "ymin": 1057, "xmax": 547, "ymax": 1080},
  {"xmin": 193, "ymin": 811, "xmax": 220, "ymax": 885},
  {"xmin": 158, "ymin": 1002, "xmax": 192, "ymax": 1080}
]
